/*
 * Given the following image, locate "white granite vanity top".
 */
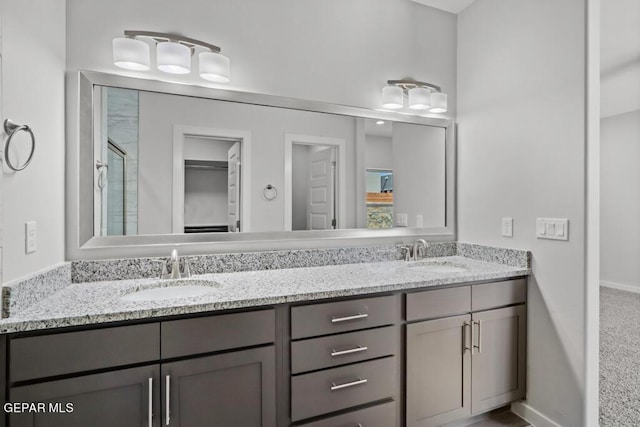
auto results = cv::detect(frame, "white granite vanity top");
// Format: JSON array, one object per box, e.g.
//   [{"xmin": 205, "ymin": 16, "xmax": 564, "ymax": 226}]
[{"xmin": 0, "ymin": 256, "xmax": 529, "ymax": 333}]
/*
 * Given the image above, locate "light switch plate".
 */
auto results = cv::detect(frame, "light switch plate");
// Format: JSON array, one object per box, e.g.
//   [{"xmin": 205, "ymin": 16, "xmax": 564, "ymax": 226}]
[
  {"xmin": 396, "ymin": 213, "xmax": 408, "ymax": 227},
  {"xmin": 536, "ymin": 218, "xmax": 569, "ymax": 241},
  {"xmin": 25, "ymin": 221, "xmax": 37, "ymax": 253},
  {"xmin": 502, "ymin": 217, "xmax": 513, "ymax": 237}
]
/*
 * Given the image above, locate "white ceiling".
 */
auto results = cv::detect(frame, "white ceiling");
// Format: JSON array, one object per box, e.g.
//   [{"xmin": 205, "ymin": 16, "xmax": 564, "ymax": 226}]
[
  {"xmin": 601, "ymin": 0, "xmax": 640, "ymax": 118},
  {"xmin": 410, "ymin": 0, "xmax": 477, "ymax": 14}
]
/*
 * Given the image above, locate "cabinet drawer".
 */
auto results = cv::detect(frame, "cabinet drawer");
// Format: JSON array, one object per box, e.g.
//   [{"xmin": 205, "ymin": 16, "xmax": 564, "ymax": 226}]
[
  {"xmin": 10, "ymin": 324, "xmax": 159, "ymax": 382},
  {"xmin": 291, "ymin": 356, "xmax": 396, "ymax": 421},
  {"xmin": 406, "ymin": 286, "xmax": 471, "ymax": 321},
  {"xmin": 291, "ymin": 296, "xmax": 396, "ymax": 339},
  {"xmin": 291, "ymin": 326, "xmax": 398, "ymax": 374},
  {"xmin": 300, "ymin": 401, "xmax": 396, "ymax": 427},
  {"xmin": 472, "ymin": 279, "xmax": 526, "ymax": 312},
  {"xmin": 161, "ymin": 309, "xmax": 275, "ymax": 358}
]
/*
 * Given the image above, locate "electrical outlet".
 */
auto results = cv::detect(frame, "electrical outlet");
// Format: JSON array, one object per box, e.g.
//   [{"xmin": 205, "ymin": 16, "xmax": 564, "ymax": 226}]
[
  {"xmin": 501, "ymin": 217, "xmax": 513, "ymax": 237},
  {"xmin": 25, "ymin": 221, "xmax": 37, "ymax": 254},
  {"xmin": 396, "ymin": 213, "xmax": 408, "ymax": 227}
]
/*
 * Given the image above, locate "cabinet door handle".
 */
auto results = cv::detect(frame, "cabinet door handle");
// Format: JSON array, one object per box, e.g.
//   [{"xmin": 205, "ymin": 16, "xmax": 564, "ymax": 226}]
[
  {"xmin": 463, "ymin": 321, "xmax": 471, "ymax": 353},
  {"xmin": 331, "ymin": 345, "xmax": 368, "ymax": 357},
  {"xmin": 331, "ymin": 313, "xmax": 369, "ymax": 323},
  {"xmin": 473, "ymin": 320, "xmax": 482, "ymax": 353},
  {"xmin": 165, "ymin": 375, "xmax": 171, "ymax": 425},
  {"xmin": 330, "ymin": 378, "xmax": 368, "ymax": 391},
  {"xmin": 148, "ymin": 378, "xmax": 153, "ymax": 427}
]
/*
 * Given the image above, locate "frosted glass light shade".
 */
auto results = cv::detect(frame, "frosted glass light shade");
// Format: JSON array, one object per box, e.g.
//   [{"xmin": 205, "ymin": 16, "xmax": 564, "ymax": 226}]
[
  {"xmin": 199, "ymin": 52, "xmax": 230, "ymax": 83},
  {"xmin": 408, "ymin": 87, "xmax": 431, "ymax": 110},
  {"xmin": 430, "ymin": 92, "xmax": 448, "ymax": 113},
  {"xmin": 157, "ymin": 41, "xmax": 191, "ymax": 74},
  {"xmin": 113, "ymin": 37, "xmax": 150, "ymax": 71},
  {"xmin": 381, "ymin": 85, "xmax": 403, "ymax": 109}
]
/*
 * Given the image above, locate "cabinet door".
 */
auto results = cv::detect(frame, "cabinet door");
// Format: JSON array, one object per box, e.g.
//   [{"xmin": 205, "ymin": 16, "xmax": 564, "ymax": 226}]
[
  {"xmin": 162, "ymin": 346, "xmax": 276, "ymax": 427},
  {"xmin": 471, "ymin": 305, "xmax": 526, "ymax": 414},
  {"xmin": 406, "ymin": 314, "xmax": 472, "ymax": 427},
  {"xmin": 10, "ymin": 365, "xmax": 160, "ymax": 427}
]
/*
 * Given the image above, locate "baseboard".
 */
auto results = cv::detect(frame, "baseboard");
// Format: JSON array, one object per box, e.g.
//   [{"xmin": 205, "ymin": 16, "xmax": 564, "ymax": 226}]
[
  {"xmin": 511, "ymin": 402, "xmax": 561, "ymax": 427},
  {"xmin": 600, "ymin": 280, "xmax": 640, "ymax": 294}
]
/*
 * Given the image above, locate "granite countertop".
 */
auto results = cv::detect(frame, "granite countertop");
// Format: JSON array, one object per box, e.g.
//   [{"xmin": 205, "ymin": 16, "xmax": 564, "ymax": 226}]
[{"xmin": 0, "ymin": 256, "xmax": 529, "ymax": 334}]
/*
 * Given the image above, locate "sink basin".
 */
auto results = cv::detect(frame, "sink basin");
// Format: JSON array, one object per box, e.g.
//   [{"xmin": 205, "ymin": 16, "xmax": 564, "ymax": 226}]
[
  {"xmin": 120, "ymin": 280, "xmax": 220, "ymax": 302},
  {"xmin": 406, "ymin": 260, "xmax": 469, "ymax": 273}
]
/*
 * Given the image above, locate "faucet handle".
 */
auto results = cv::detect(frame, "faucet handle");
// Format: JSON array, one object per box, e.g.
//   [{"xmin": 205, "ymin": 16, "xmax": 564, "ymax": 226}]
[
  {"xmin": 151, "ymin": 260, "xmax": 170, "ymax": 279},
  {"xmin": 182, "ymin": 258, "xmax": 191, "ymax": 278},
  {"xmin": 400, "ymin": 246, "xmax": 412, "ymax": 262}
]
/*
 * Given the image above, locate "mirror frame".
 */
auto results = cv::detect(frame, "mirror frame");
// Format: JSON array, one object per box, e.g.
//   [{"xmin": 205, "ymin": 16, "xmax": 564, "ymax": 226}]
[{"xmin": 67, "ymin": 70, "xmax": 455, "ymax": 260}]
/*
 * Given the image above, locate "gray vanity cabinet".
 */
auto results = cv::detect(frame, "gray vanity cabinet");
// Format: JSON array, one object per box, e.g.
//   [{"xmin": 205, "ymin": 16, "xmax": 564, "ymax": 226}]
[
  {"xmin": 9, "ymin": 365, "xmax": 160, "ymax": 427},
  {"xmin": 406, "ymin": 314, "xmax": 472, "ymax": 427},
  {"xmin": 405, "ymin": 279, "xmax": 527, "ymax": 427},
  {"xmin": 161, "ymin": 346, "xmax": 276, "ymax": 427},
  {"xmin": 470, "ymin": 305, "xmax": 526, "ymax": 414}
]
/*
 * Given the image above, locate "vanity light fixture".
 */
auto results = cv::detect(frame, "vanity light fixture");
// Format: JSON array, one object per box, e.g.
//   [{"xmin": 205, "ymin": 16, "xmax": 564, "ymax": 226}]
[
  {"xmin": 381, "ymin": 78, "xmax": 447, "ymax": 113},
  {"xmin": 112, "ymin": 31, "xmax": 230, "ymax": 83}
]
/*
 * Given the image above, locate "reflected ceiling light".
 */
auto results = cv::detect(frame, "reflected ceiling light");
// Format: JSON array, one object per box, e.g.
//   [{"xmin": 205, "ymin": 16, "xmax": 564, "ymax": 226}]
[
  {"xmin": 112, "ymin": 30, "xmax": 230, "ymax": 83},
  {"xmin": 381, "ymin": 78, "xmax": 447, "ymax": 113},
  {"xmin": 376, "ymin": 120, "xmax": 385, "ymax": 125}
]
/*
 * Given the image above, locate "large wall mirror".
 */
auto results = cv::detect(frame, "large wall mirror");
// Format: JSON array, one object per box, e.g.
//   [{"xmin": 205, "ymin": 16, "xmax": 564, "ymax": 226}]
[{"xmin": 69, "ymin": 71, "xmax": 455, "ymax": 258}]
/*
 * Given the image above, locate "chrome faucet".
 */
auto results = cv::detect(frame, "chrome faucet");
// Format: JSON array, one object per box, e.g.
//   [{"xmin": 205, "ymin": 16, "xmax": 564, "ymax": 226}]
[
  {"xmin": 412, "ymin": 239, "xmax": 428, "ymax": 261},
  {"xmin": 159, "ymin": 249, "xmax": 191, "ymax": 279}
]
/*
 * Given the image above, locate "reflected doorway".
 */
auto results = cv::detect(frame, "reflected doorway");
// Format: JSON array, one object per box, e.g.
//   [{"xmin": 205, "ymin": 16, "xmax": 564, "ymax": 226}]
[{"xmin": 292, "ymin": 144, "xmax": 337, "ymax": 230}]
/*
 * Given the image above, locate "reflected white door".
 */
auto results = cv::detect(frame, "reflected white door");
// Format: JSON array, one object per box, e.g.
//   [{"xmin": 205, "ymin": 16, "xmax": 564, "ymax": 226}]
[
  {"xmin": 307, "ymin": 147, "xmax": 336, "ymax": 230},
  {"xmin": 227, "ymin": 142, "xmax": 241, "ymax": 232}
]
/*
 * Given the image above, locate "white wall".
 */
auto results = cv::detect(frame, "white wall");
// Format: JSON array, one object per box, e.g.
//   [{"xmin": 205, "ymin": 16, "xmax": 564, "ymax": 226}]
[
  {"xmin": 457, "ymin": 1, "xmax": 587, "ymax": 425},
  {"xmin": 601, "ymin": 109, "xmax": 640, "ymax": 290},
  {"xmin": 1, "ymin": 0, "xmax": 66, "ymax": 283},
  {"xmin": 66, "ymin": 0, "xmax": 457, "ymax": 115},
  {"xmin": 184, "ymin": 167, "xmax": 228, "ymax": 227},
  {"xmin": 600, "ymin": 0, "xmax": 640, "ymax": 118},
  {"xmin": 137, "ymin": 91, "xmax": 357, "ymax": 234},
  {"xmin": 291, "ymin": 145, "xmax": 311, "ymax": 231},
  {"xmin": 392, "ymin": 123, "xmax": 445, "ymax": 228},
  {"xmin": 365, "ymin": 135, "xmax": 393, "ymax": 170}
]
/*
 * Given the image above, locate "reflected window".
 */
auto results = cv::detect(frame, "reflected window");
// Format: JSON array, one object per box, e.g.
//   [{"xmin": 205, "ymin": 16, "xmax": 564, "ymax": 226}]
[{"xmin": 366, "ymin": 169, "xmax": 393, "ymax": 229}]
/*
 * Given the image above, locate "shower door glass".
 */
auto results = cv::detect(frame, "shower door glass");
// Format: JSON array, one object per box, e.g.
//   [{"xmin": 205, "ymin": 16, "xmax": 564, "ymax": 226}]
[{"xmin": 105, "ymin": 141, "xmax": 127, "ymax": 235}]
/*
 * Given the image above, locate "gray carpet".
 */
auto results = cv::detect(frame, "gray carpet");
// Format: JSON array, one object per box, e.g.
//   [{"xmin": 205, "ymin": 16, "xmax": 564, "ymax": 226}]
[{"xmin": 600, "ymin": 286, "xmax": 640, "ymax": 426}]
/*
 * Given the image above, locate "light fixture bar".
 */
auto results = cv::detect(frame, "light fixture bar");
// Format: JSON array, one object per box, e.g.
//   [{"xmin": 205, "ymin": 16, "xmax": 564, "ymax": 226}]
[
  {"xmin": 123, "ymin": 30, "xmax": 221, "ymax": 53},
  {"xmin": 387, "ymin": 78, "xmax": 441, "ymax": 93}
]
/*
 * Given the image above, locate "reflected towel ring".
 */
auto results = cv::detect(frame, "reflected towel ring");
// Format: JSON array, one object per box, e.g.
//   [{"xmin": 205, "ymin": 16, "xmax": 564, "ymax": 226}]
[
  {"xmin": 263, "ymin": 184, "xmax": 278, "ymax": 201},
  {"xmin": 3, "ymin": 119, "xmax": 35, "ymax": 172}
]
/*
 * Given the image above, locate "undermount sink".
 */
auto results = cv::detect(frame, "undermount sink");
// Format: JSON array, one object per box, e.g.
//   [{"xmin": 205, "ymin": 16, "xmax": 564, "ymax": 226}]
[
  {"xmin": 406, "ymin": 260, "xmax": 470, "ymax": 273},
  {"xmin": 120, "ymin": 280, "xmax": 220, "ymax": 302}
]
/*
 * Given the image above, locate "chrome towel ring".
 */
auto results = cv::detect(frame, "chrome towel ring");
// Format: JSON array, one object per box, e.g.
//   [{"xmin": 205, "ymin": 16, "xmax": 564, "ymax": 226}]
[
  {"xmin": 3, "ymin": 119, "xmax": 35, "ymax": 171},
  {"xmin": 262, "ymin": 184, "xmax": 278, "ymax": 201}
]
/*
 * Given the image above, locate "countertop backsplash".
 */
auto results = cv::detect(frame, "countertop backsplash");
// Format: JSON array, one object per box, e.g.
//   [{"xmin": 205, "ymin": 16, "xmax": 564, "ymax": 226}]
[{"xmin": 2, "ymin": 242, "xmax": 530, "ymax": 319}]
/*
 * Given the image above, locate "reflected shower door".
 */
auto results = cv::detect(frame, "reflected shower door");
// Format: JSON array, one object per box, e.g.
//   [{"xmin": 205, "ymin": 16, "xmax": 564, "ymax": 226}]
[{"xmin": 106, "ymin": 141, "xmax": 127, "ymax": 235}]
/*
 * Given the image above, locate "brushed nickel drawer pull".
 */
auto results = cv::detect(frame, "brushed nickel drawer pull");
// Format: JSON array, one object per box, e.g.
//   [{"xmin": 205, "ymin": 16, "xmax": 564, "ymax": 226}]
[
  {"xmin": 330, "ymin": 378, "xmax": 368, "ymax": 391},
  {"xmin": 331, "ymin": 345, "xmax": 369, "ymax": 357},
  {"xmin": 473, "ymin": 320, "xmax": 482, "ymax": 354},
  {"xmin": 148, "ymin": 377, "xmax": 153, "ymax": 427},
  {"xmin": 165, "ymin": 375, "xmax": 171, "ymax": 425},
  {"xmin": 463, "ymin": 321, "xmax": 472, "ymax": 353},
  {"xmin": 331, "ymin": 313, "xmax": 369, "ymax": 323}
]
